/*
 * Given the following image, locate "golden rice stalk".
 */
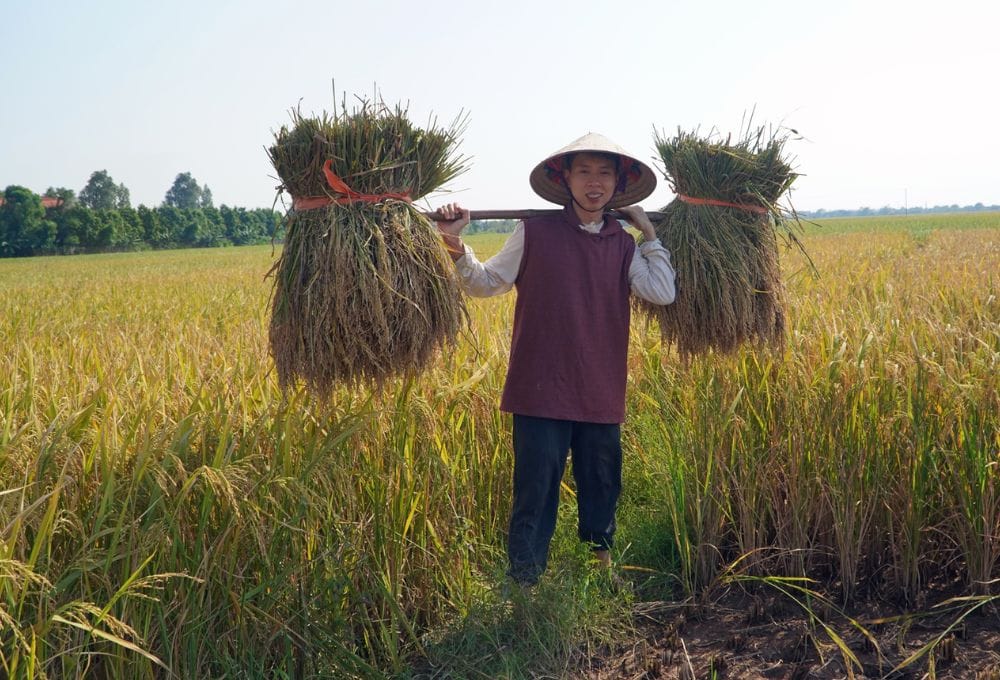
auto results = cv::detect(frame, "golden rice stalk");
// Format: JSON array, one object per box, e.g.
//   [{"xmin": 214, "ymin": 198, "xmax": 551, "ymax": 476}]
[
  {"xmin": 267, "ymin": 99, "xmax": 468, "ymax": 393},
  {"xmin": 640, "ymin": 124, "xmax": 802, "ymax": 358}
]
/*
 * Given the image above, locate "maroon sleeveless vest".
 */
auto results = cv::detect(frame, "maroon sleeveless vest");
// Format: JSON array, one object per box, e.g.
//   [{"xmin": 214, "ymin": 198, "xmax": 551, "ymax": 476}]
[{"xmin": 499, "ymin": 206, "xmax": 636, "ymax": 424}]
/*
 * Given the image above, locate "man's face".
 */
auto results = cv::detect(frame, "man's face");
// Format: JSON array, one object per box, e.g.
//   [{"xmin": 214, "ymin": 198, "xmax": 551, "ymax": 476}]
[{"xmin": 564, "ymin": 153, "xmax": 618, "ymax": 213}]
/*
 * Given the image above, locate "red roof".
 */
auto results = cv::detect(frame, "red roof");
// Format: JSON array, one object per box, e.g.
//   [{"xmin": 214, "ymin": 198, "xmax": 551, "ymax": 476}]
[{"xmin": 0, "ymin": 196, "xmax": 65, "ymax": 208}]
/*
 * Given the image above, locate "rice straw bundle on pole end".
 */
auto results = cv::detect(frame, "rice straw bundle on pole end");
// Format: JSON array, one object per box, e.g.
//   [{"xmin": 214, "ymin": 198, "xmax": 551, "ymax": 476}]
[
  {"xmin": 639, "ymin": 125, "xmax": 804, "ymax": 359},
  {"xmin": 267, "ymin": 100, "xmax": 469, "ymax": 394}
]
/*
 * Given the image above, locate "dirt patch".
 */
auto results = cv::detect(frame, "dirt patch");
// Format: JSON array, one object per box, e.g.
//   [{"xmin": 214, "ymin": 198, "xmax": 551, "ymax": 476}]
[{"xmin": 575, "ymin": 584, "xmax": 1000, "ymax": 679}]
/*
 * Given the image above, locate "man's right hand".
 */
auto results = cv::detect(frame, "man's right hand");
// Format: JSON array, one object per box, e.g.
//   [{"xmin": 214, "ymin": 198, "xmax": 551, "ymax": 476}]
[
  {"xmin": 435, "ymin": 203, "xmax": 470, "ymax": 236},
  {"xmin": 435, "ymin": 203, "xmax": 470, "ymax": 261}
]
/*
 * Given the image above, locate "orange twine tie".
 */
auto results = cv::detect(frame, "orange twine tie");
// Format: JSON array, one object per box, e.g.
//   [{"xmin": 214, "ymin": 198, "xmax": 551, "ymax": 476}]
[
  {"xmin": 292, "ymin": 160, "xmax": 412, "ymax": 209},
  {"xmin": 677, "ymin": 193, "xmax": 768, "ymax": 215}
]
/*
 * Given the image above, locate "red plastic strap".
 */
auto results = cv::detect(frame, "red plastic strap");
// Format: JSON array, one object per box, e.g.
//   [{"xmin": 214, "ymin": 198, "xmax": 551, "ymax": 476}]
[
  {"xmin": 292, "ymin": 160, "xmax": 412, "ymax": 210},
  {"xmin": 677, "ymin": 193, "xmax": 768, "ymax": 215}
]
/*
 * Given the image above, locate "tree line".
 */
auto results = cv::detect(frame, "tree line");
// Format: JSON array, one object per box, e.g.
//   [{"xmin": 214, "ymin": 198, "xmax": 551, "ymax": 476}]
[
  {"xmin": 466, "ymin": 219, "xmax": 517, "ymax": 234},
  {"xmin": 0, "ymin": 171, "xmax": 282, "ymax": 257},
  {"xmin": 801, "ymin": 202, "xmax": 1000, "ymax": 219}
]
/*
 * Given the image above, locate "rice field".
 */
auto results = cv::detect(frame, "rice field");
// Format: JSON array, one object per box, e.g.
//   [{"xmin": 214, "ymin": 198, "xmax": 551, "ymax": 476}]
[{"xmin": 1, "ymin": 212, "xmax": 998, "ymax": 678}]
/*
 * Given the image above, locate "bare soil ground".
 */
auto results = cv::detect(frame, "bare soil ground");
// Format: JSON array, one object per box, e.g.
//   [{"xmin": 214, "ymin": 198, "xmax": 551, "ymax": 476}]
[{"xmin": 576, "ymin": 582, "xmax": 1000, "ymax": 679}]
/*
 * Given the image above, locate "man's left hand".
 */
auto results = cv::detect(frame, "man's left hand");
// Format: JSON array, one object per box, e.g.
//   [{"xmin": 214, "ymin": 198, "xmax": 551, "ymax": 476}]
[{"xmin": 616, "ymin": 205, "xmax": 657, "ymax": 242}]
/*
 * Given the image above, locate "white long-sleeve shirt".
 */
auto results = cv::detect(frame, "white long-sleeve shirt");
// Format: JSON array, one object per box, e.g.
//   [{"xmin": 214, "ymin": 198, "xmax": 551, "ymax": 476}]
[{"xmin": 453, "ymin": 220, "xmax": 677, "ymax": 305}]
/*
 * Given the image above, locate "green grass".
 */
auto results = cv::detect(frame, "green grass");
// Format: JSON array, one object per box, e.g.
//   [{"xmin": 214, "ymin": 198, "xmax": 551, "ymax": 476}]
[{"xmin": 2, "ymin": 215, "xmax": 999, "ymax": 677}]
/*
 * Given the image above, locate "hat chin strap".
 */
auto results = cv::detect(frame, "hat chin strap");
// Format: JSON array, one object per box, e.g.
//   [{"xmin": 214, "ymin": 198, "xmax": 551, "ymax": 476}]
[{"xmin": 568, "ymin": 187, "xmax": 617, "ymax": 217}]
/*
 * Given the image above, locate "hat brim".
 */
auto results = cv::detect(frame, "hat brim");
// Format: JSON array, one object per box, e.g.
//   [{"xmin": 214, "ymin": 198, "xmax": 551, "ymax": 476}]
[{"xmin": 528, "ymin": 133, "xmax": 657, "ymax": 209}]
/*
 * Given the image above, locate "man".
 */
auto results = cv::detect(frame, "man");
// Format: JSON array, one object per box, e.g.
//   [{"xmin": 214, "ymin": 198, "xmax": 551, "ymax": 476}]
[{"xmin": 436, "ymin": 132, "xmax": 676, "ymax": 585}]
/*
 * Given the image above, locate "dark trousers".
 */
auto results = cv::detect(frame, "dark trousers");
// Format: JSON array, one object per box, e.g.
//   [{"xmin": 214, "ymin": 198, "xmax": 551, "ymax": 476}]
[{"xmin": 507, "ymin": 414, "xmax": 623, "ymax": 585}]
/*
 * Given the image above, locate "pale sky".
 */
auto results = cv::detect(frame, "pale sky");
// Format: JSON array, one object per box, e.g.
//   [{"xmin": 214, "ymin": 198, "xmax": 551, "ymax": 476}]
[{"xmin": 2, "ymin": 0, "xmax": 997, "ymax": 213}]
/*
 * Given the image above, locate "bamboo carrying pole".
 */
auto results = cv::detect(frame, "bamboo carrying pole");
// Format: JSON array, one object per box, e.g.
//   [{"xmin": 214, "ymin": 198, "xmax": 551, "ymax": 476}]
[{"xmin": 422, "ymin": 209, "xmax": 666, "ymax": 222}]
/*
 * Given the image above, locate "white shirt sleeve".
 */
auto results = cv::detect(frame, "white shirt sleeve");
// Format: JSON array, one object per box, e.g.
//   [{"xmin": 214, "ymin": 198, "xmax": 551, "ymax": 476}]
[
  {"xmin": 629, "ymin": 239, "xmax": 676, "ymax": 305},
  {"xmin": 453, "ymin": 222, "xmax": 524, "ymax": 297},
  {"xmin": 453, "ymin": 221, "xmax": 675, "ymax": 304}
]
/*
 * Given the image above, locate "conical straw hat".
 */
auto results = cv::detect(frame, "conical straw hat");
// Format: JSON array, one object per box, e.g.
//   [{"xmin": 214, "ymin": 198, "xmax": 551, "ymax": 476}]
[{"xmin": 529, "ymin": 132, "xmax": 657, "ymax": 209}]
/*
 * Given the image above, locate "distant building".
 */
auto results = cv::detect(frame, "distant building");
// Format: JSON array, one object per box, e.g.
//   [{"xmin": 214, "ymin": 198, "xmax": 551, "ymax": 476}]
[{"xmin": 0, "ymin": 196, "xmax": 64, "ymax": 208}]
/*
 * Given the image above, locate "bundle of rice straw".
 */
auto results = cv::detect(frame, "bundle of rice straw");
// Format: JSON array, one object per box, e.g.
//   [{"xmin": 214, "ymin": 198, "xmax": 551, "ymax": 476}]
[
  {"xmin": 267, "ymin": 100, "xmax": 468, "ymax": 393},
  {"xmin": 640, "ymin": 125, "xmax": 803, "ymax": 358}
]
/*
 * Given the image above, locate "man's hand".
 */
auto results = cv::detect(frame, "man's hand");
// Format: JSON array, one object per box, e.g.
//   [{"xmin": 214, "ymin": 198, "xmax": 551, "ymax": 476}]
[
  {"xmin": 435, "ymin": 203, "xmax": 470, "ymax": 237},
  {"xmin": 616, "ymin": 205, "xmax": 657, "ymax": 242},
  {"xmin": 434, "ymin": 203, "xmax": 470, "ymax": 261}
]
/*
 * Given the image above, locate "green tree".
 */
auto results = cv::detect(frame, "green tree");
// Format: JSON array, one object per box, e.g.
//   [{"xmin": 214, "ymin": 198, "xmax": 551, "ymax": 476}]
[
  {"xmin": 0, "ymin": 186, "xmax": 57, "ymax": 256},
  {"xmin": 200, "ymin": 206, "xmax": 227, "ymax": 246},
  {"xmin": 73, "ymin": 206, "xmax": 102, "ymax": 250},
  {"xmin": 156, "ymin": 206, "xmax": 186, "ymax": 244},
  {"xmin": 118, "ymin": 207, "xmax": 143, "ymax": 247},
  {"xmin": 85, "ymin": 210, "xmax": 122, "ymax": 249},
  {"xmin": 43, "ymin": 186, "xmax": 77, "ymax": 209},
  {"xmin": 220, "ymin": 205, "xmax": 239, "ymax": 243},
  {"xmin": 116, "ymin": 183, "xmax": 131, "ymax": 209},
  {"xmin": 243, "ymin": 209, "xmax": 265, "ymax": 241},
  {"xmin": 178, "ymin": 209, "xmax": 213, "ymax": 246},
  {"xmin": 79, "ymin": 170, "xmax": 128, "ymax": 210},
  {"xmin": 200, "ymin": 185, "xmax": 214, "ymax": 208},
  {"xmin": 221, "ymin": 205, "xmax": 254, "ymax": 244},
  {"xmin": 164, "ymin": 172, "xmax": 206, "ymax": 209},
  {"xmin": 138, "ymin": 205, "xmax": 168, "ymax": 247},
  {"xmin": 256, "ymin": 208, "xmax": 283, "ymax": 240},
  {"xmin": 53, "ymin": 206, "xmax": 89, "ymax": 252},
  {"xmin": 467, "ymin": 218, "xmax": 517, "ymax": 234}
]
